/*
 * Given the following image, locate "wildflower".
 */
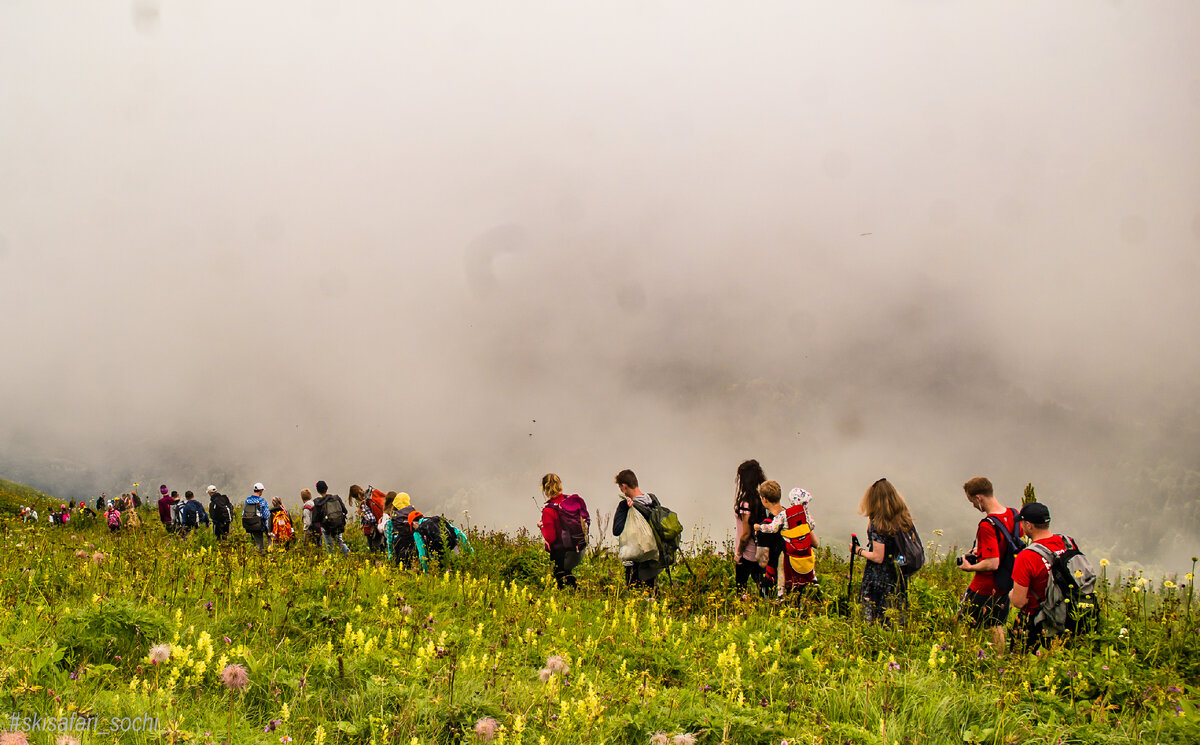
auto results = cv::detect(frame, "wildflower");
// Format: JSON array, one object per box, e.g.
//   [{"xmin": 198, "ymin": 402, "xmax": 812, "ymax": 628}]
[
  {"xmin": 538, "ymin": 668, "xmax": 552, "ymax": 683},
  {"xmin": 55, "ymin": 736, "xmax": 81, "ymax": 745},
  {"xmin": 546, "ymin": 655, "xmax": 570, "ymax": 675},
  {"xmin": 263, "ymin": 720, "xmax": 281, "ymax": 733},
  {"xmin": 0, "ymin": 732, "xmax": 29, "ymax": 745},
  {"xmin": 280, "ymin": 738, "xmax": 293, "ymax": 744},
  {"xmin": 220, "ymin": 663, "xmax": 250, "ymax": 691},
  {"xmin": 313, "ymin": 725, "xmax": 326, "ymax": 745},
  {"xmin": 401, "ymin": 605, "xmax": 413, "ymax": 615},
  {"xmin": 149, "ymin": 644, "xmax": 172, "ymax": 664},
  {"xmin": 672, "ymin": 735, "xmax": 697, "ymax": 745},
  {"xmin": 1188, "ymin": 573, "xmax": 1195, "ymax": 582},
  {"xmin": 1100, "ymin": 559, "xmax": 1109, "ymax": 567},
  {"xmin": 650, "ymin": 733, "xmax": 670, "ymax": 745},
  {"xmin": 473, "ymin": 718, "xmax": 499, "ymax": 741},
  {"xmin": 933, "ymin": 529, "xmax": 943, "ymax": 537},
  {"xmin": 91, "ymin": 552, "xmax": 105, "ymax": 563},
  {"xmin": 223, "ymin": 636, "xmax": 232, "ymax": 644},
  {"xmin": 74, "ymin": 550, "xmax": 87, "ymax": 558},
  {"xmin": 1164, "ymin": 580, "xmax": 1177, "ymax": 589}
]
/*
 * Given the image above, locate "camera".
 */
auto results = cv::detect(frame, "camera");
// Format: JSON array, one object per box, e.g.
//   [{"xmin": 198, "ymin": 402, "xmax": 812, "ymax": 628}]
[{"xmin": 956, "ymin": 553, "xmax": 978, "ymax": 567}]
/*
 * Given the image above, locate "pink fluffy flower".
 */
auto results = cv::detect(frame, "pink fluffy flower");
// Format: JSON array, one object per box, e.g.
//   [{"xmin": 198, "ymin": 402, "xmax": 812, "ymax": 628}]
[
  {"xmin": 545, "ymin": 655, "xmax": 569, "ymax": 675},
  {"xmin": 0, "ymin": 731, "xmax": 29, "ymax": 745},
  {"xmin": 55, "ymin": 736, "xmax": 81, "ymax": 745},
  {"xmin": 220, "ymin": 663, "xmax": 250, "ymax": 691},
  {"xmin": 473, "ymin": 717, "xmax": 500, "ymax": 741},
  {"xmin": 90, "ymin": 552, "xmax": 105, "ymax": 564}
]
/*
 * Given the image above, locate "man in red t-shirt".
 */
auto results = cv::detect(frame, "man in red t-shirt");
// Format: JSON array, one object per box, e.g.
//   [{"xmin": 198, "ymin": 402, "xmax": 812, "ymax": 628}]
[
  {"xmin": 957, "ymin": 476, "xmax": 1024, "ymax": 651},
  {"xmin": 1010, "ymin": 501, "xmax": 1065, "ymax": 650}
]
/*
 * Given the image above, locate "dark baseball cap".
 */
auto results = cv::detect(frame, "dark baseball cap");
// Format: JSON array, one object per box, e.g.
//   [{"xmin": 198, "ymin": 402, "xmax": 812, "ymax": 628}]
[{"xmin": 1019, "ymin": 502, "xmax": 1051, "ymax": 524}]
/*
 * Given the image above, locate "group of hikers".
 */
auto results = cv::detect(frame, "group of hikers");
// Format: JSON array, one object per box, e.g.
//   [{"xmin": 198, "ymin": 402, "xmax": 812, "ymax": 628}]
[
  {"xmin": 37, "ymin": 480, "xmax": 474, "ymax": 572},
  {"xmin": 723, "ymin": 462, "xmax": 1097, "ymax": 652},
  {"xmin": 27, "ymin": 463, "xmax": 1095, "ymax": 652}
]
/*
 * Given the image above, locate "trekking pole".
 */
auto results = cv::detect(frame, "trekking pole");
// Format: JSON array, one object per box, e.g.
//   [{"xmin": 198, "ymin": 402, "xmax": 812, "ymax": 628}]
[{"xmin": 846, "ymin": 534, "xmax": 859, "ymax": 608}]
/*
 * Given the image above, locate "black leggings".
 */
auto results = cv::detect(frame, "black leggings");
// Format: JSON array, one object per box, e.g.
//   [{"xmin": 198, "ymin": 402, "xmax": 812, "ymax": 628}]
[{"xmin": 735, "ymin": 559, "xmax": 763, "ymax": 590}]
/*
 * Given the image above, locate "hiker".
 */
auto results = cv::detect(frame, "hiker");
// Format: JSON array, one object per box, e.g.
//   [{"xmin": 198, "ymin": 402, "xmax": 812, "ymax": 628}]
[
  {"xmin": 1010, "ymin": 501, "xmax": 1097, "ymax": 651},
  {"xmin": 242, "ymin": 483, "xmax": 271, "ymax": 551},
  {"xmin": 958, "ymin": 477, "xmax": 1025, "ymax": 652},
  {"xmin": 95, "ymin": 494, "xmax": 105, "ymax": 512},
  {"xmin": 350, "ymin": 485, "xmax": 388, "ymax": 553},
  {"xmin": 385, "ymin": 492, "xmax": 423, "ymax": 565},
  {"xmin": 179, "ymin": 491, "xmax": 210, "ymax": 536},
  {"xmin": 854, "ymin": 478, "xmax": 915, "ymax": 624},
  {"xmin": 313, "ymin": 481, "xmax": 350, "ymax": 556},
  {"xmin": 105, "ymin": 502, "xmax": 122, "ymax": 533},
  {"xmin": 77, "ymin": 500, "xmax": 96, "ymax": 518},
  {"xmin": 539, "ymin": 473, "xmax": 590, "ymax": 589},
  {"xmin": 158, "ymin": 487, "xmax": 178, "ymax": 534},
  {"xmin": 733, "ymin": 460, "xmax": 768, "ymax": 592},
  {"xmin": 759, "ymin": 481, "xmax": 819, "ymax": 599},
  {"xmin": 268, "ymin": 497, "xmax": 296, "ymax": 548},
  {"xmin": 300, "ymin": 488, "xmax": 321, "ymax": 548},
  {"xmin": 612, "ymin": 469, "xmax": 664, "ymax": 589},
  {"xmin": 58, "ymin": 504, "xmax": 71, "ymax": 525},
  {"xmin": 207, "ymin": 486, "xmax": 234, "ymax": 541},
  {"xmin": 409, "ymin": 510, "xmax": 472, "ymax": 571}
]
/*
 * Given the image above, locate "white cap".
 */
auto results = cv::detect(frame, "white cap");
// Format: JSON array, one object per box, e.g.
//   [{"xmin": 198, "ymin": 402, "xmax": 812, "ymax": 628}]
[
  {"xmin": 253, "ymin": 482, "xmax": 264, "ymax": 492},
  {"xmin": 206, "ymin": 485, "xmax": 217, "ymax": 495}
]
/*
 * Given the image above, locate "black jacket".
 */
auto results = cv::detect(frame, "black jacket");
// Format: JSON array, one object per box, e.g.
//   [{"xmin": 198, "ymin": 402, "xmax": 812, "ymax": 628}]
[{"xmin": 209, "ymin": 492, "xmax": 234, "ymax": 527}]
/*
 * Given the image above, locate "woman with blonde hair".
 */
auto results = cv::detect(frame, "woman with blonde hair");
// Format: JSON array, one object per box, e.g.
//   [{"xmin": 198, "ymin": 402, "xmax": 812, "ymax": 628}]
[
  {"xmin": 852, "ymin": 478, "xmax": 915, "ymax": 623},
  {"xmin": 538, "ymin": 473, "xmax": 590, "ymax": 589}
]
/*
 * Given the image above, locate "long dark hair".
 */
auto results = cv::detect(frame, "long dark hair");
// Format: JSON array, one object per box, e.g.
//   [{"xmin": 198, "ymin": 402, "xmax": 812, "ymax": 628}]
[{"xmin": 735, "ymin": 459, "xmax": 767, "ymax": 525}]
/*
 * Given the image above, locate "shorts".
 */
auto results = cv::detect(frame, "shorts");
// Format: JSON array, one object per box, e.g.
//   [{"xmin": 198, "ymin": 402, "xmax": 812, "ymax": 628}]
[{"xmin": 960, "ymin": 588, "xmax": 1010, "ymax": 628}]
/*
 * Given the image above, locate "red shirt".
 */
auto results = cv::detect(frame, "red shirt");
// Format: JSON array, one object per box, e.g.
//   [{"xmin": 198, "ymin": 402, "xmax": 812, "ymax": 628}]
[
  {"xmin": 1011, "ymin": 535, "xmax": 1069, "ymax": 615},
  {"xmin": 967, "ymin": 508, "xmax": 1023, "ymax": 596}
]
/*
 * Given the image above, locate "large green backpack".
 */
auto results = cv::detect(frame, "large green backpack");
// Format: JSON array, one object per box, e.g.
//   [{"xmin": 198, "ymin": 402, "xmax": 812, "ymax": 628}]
[{"xmin": 639, "ymin": 494, "xmax": 683, "ymax": 567}]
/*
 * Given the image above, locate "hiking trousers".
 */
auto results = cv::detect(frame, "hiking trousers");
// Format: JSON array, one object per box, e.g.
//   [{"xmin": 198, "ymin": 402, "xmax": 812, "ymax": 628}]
[
  {"xmin": 549, "ymin": 548, "xmax": 582, "ymax": 588},
  {"xmin": 324, "ymin": 531, "xmax": 351, "ymax": 556},
  {"xmin": 249, "ymin": 531, "xmax": 266, "ymax": 551}
]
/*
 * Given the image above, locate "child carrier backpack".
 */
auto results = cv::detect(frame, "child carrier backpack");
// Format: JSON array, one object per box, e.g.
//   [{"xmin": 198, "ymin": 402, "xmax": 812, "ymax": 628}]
[
  {"xmin": 271, "ymin": 511, "xmax": 295, "ymax": 543},
  {"xmin": 417, "ymin": 515, "xmax": 459, "ymax": 558},
  {"xmin": 241, "ymin": 501, "xmax": 265, "ymax": 533},
  {"xmin": 1029, "ymin": 536, "xmax": 1099, "ymax": 635},
  {"xmin": 984, "ymin": 508, "xmax": 1026, "ymax": 592},
  {"xmin": 107, "ymin": 510, "xmax": 121, "ymax": 529},
  {"xmin": 639, "ymin": 494, "xmax": 683, "ymax": 568},
  {"xmin": 548, "ymin": 494, "xmax": 590, "ymax": 552},
  {"xmin": 318, "ymin": 495, "xmax": 346, "ymax": 532},
  {"xmin": 389, "ymin": 507, "xmax": 423, "ymax": 564}
]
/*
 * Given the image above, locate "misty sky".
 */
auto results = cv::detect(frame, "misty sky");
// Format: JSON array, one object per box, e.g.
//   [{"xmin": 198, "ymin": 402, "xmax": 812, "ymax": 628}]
[{"xmin": 2, "ymin": 1, "xmax": 1198, "ymax": 569}]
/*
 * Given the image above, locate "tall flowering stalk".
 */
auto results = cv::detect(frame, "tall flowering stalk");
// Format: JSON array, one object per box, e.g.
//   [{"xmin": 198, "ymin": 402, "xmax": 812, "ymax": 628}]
[{"xmin": 220, "ymin": 664, "xmax": 249, "ymax": 745}]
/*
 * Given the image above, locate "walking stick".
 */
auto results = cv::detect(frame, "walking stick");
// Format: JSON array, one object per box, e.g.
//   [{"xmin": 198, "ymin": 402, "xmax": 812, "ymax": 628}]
[{"xmin": 843, "ymin": 533, "xmax": 860, "ymax": 614}]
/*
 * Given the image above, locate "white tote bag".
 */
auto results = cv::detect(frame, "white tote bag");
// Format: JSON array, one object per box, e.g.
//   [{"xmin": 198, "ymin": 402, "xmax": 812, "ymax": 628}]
[{"xmin": 618, "ymin": 507, "xmax": 660, "ymax": 563}]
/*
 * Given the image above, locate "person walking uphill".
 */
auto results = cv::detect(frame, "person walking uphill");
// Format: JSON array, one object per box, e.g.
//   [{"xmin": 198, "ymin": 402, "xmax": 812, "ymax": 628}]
[
  {"xmin": 313, "ymin": 481, "xmax": 350, "ymax": 556},
  {"xmin": 300, "ymin": 489, "xmax": 321, "ymax": 548},
  {"xmin": 207, "ymin": 486, "xmax": 234, "ymax": 541},
  {"xmin": 612, "ymin": 469, "xmax": 664, "ymax": 589},
  {"xmin": 242, "ymin": 483, "xmax": 272, "ymax": 551},
  {"xmin": 539, "ymin": 473, "xmax": 590, "ymax": 589}
]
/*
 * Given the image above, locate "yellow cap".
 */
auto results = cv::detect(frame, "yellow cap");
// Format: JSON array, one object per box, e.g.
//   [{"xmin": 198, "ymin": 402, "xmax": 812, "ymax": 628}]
[{"xmin": 392, "ymin": 492, "xmax": 410, "ymax": 510}]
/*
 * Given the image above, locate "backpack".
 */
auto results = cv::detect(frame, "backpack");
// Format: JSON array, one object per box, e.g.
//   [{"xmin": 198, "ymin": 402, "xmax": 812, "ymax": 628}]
[
  {"xmin": 210, "ymin": 494, "xmax": 233, "ymax": 528},
  {"xmin": 318, "ymin": 495, "xmax": 346, "ymax": 532},
  {"xmin": 416, "ymin": 515, "xmax": 459, "ymax": 558},
  {"xmin": 1029, "ymin": 536, "xmax": 1099, "ymax": 635},
  {"xmin": 638, "ymin": 494, "xmax": 683, "ymax": 568},
  {"xmin": 241, "ymin": 500, "xmax": 265, "ymax": 533},
  {"xmin": 107, "ymin": 510, "xmax": 121, "ymax": 529},
  {"xmin": 983, "ymin": 508, "xmax": 1026, "ymax": 593},
  {"xmin": 893, "ymin": 525, "xmax": 925, "ymax": 576},
  {"xmin": 389, "ymin": 506, "xmax": 423, "ymax": 564},
  {"xmin": 548, "ymin": 494, "xmax": 590, "ymax": 552},
  {"xmin": 271, "ymin": 510, "xmax": 295, "ymax": 543}
]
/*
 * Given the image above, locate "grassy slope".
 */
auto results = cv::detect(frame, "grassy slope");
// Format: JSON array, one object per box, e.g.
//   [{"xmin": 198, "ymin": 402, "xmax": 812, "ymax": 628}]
[
  {"xmin": 0, "ymin": 476, "xmax": 57, "ymax": 514},
  {"xmin": 0, "ymin": 480, "xmax": 1197, "ymax": 744}
]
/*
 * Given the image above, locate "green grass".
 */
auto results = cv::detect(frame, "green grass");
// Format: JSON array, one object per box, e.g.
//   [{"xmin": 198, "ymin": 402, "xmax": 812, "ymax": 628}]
[{"xmin": 0, "ymin": 481, "xmax": 1197, "ymax": 744}]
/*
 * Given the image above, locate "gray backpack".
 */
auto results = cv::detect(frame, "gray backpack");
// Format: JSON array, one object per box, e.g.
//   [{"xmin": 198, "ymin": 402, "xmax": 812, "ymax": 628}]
[{"xmin": 1028, "ymin": 536, "xmax": 1099, "ymax": 635}]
